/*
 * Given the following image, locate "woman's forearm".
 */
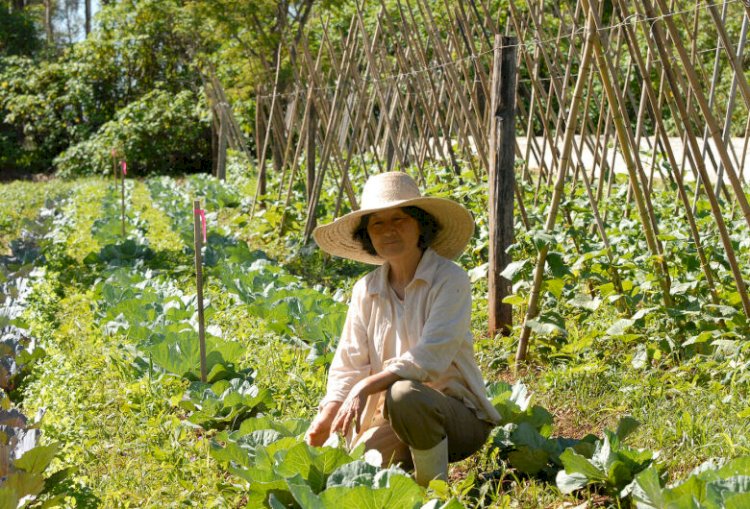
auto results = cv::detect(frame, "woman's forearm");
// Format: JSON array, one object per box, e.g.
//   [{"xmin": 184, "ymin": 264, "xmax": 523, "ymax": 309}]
[{"xmin": 355, "ymin": 370, "xmax": 402, "ymax": 397}]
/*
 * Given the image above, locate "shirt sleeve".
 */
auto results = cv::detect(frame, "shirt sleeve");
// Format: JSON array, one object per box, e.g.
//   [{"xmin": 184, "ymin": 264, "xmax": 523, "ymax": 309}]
[
  {"xmin": 319, "ymin": 279, "xmax": 371, "ymax": 408},
  {"xmin": 384, "ymin": 266, "xmax": 471, "ymax": 382}
]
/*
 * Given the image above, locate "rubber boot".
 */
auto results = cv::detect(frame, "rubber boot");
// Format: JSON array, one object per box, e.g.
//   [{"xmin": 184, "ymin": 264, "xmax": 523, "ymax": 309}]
[{"xmin": 410, "ymin": 437, "xmax": 448, "ymax": 487}]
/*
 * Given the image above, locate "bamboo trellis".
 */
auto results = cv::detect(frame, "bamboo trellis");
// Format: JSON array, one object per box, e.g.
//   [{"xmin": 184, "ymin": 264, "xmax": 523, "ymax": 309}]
[{"xmin": 214, "ymin": 0, "xmax": 750, "ymax": 362}]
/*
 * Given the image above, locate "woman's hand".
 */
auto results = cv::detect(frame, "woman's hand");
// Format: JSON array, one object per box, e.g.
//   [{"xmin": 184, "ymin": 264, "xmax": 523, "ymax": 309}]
[
  {"xmin": 330, "ymin": 371, "xmax": 402, "ymax": 437},
  {"xmin": 331, "ymin": 380, "xmax": 368, "ymax": 437},
  {"xmin": 305, "ymin": 402, "xmax": 341, "ymax": 447}
]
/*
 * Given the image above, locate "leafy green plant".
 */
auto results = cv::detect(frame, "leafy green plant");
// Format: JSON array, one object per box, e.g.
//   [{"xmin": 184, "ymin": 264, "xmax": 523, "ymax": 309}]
[
  {"xmin": 210, "ymin": 416, "xmax": 434, "ymax": 509},
  {"xmin": 489, "ymin": 381, "xmax": 595, "ymax": 478},
  {"xmin": 632, "ymin": 457, "xmax": 750, "ymax": 509},
  {"xmin": 556, "ymin": 417, "xmax": 655, "ymax": 497},
  {"xmin": 0, "ymin": 325, "xmax": 45, "ymax": 395},
  {"xmin": 180, "ymin": 371, "xmax": 273, "ymax": 430},
  {"xmin": 0, "ymin": 409, "xmax": 71, "ymax": 508}
]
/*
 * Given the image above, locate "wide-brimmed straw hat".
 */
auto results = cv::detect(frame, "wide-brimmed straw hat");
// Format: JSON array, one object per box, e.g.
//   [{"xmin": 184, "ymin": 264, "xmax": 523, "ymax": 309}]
[{"xmin": 313, "ymin": 172, "xmax": 475, "ymax": 265}]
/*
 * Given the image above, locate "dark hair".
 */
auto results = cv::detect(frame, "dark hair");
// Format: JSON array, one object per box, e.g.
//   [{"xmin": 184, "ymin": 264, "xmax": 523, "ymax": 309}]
[{"xmin": 353, "ymin": 206, "xmax": 442, "ymax": 256}]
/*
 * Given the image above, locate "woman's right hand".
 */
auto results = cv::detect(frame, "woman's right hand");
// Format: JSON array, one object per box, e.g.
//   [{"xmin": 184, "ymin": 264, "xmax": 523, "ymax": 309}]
[{"xmin": 305, "ymin": 402, "xmax": 341, "ymax": 447}]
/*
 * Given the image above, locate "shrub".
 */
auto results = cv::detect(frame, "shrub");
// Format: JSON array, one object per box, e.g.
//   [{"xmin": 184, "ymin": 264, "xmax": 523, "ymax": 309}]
[{"xmin": 54, "ymin": 89, "xmax": 211, "ymax": 177}]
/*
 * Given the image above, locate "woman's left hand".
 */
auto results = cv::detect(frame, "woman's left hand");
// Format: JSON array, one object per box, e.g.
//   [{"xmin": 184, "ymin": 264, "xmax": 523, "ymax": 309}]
[{"xmin": 331, "ymin": 380, "xmax": 368, "ymax": 437}]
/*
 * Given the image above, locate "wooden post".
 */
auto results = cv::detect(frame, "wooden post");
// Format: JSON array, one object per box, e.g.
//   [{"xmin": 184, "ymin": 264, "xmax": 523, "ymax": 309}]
[
  {"xmin": 120, "ymin": 161, "xmax": 126, "ymax": 238},
  {"xmin": 193, "ymin": 200, "xmax": 208, "ymax": 383},
  {"xmin": 488, "ymin": 35, "xmax": 517, "ymax": 337},
  {"xmin": 112, "ymin": 149, "xmax": 117, "ymax": 184}
]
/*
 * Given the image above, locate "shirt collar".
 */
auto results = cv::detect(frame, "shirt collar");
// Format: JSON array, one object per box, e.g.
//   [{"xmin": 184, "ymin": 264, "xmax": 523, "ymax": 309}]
[{"xmin": 367, "ymin": 248, "xmax": 439, "ymax": 297}]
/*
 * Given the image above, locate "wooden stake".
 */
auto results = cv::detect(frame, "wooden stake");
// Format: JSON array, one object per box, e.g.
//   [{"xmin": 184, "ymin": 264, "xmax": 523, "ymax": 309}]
[
  {"xmin": 121, "ymin": 162, "xmax": 126, "ymax": 238},
  {"xmin": 193, "ymin": 200, "xmax": 207, "ymax": 383}
]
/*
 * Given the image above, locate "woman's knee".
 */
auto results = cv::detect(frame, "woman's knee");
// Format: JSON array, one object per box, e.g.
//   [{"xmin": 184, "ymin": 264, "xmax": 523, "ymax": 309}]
[
  {"xmin": 385, "ymin": 380, "xmax": 445, "ymax": 449},
  {"xmin": 386, "ymin": 380, "xmax": 428, "ymax": 416}
]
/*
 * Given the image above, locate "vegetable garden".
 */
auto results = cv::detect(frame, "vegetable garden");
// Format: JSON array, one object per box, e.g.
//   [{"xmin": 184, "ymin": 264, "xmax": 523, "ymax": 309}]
[
  {"xmin": 3, "ymin": 0, "xmax": 750, "ymax": 507},
  {"xmin": 3, "ymin": 161, "xmax": 750, "ymax": 507}
]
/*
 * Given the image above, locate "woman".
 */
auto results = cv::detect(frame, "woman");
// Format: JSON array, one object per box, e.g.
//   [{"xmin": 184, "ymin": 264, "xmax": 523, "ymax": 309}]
[{"xmin": 305, "ymin": 172, "xmax": 500, "ymax": 486}]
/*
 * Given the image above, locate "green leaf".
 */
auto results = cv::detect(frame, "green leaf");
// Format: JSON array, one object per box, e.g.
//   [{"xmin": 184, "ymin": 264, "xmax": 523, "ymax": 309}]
[
  {"xmin": 717, "ymin": 457, "xmax": 750, "ymax": 478},
  {"xmin": 555, "ymin": 470, "xmax": 590, "ymax": 495},
  {"xmin": 277, "ymin": 443, "xmax": 326, "ymax": 492},
  {"xmin": 559, "ymin": 448, "xmax": 607, "ymax": 481},
  {"xmin": 615, "ymin": 417, "xmax": 640, "ymax": 442},
  {"xmin": 631, "ymin": 307, "xmax": 657, "ymax": 321},
  {"xmin": 3, "ymin": 470, "xmax": 45, "ymax": 499},
  {"xmin": 545, "ymin": 278, "xmax": 565, "ymax": 299},
  {"xmin": 286, "ymin": 474, "xmax": 325, "ymax": 508},
  {"xmin": 502, "ymin": 294, "xmax": 526, "ymax": 306},
  {"xmin": 546, "ymin": 252, "xmax": 572, "ymax": 278},
  {"xmin": 14, "ymin": 444, "xmax": 58, "ymax": 475},
  {"xmin": 531, "ymin": 230, "xmax": 556, "ymax": 249},
  {"xmin": 726, "ymin": 493, "xmax": 750, "ymax": 509},
  {"xmin": 500, "ymin": 260, "xmax": 529, "ymax": 281},
  {"xmin": 607, "ymin": 460, "xmax": 634, "ymax": 488},
  {"xmin": 420, "ymin": 498, "xmax": 465, "ymax": 509},
  {"xmin": 508, "ymin": 446, "xmax": 549, "ymax": 475},
  {"xmin": 569, "ymin": 293, "xmax": 602, "ymax": 311},
  {"xmin": 0, "ymin": 487, "xmax": 19, "ymax": 509},
  {"xmin": 320, "ymin": 472, "xmax": 422, "ymax": 509},
  {"xmin": 606, "ymin": 318, "xmax": 635, "ymax": 336},
  {"xmin": 325, "ymin": 460, "xmax": 380, "ymax": 489},
  {"xmin": 631, "ymin": 465, "xmax": 665, "ymax": 508}
]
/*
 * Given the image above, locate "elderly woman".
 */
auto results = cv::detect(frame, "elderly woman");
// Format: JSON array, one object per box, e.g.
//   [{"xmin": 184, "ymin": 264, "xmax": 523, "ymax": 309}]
[{"xmin": 305, "ymin": 172, "xmax": 500, "ymax": 486}]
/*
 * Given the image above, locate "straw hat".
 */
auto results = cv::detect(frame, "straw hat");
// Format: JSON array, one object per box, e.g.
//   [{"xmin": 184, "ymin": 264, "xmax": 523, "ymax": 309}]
[{"xmin": 313, "ymin": 172, "xmax": 475, "ymax": 265}]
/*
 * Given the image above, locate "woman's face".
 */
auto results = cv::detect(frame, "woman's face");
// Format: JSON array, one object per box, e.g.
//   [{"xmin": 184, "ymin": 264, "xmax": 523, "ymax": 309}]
[{"xmin": 366, "ymin": 208, "xmax": 421, "ymax": 261}]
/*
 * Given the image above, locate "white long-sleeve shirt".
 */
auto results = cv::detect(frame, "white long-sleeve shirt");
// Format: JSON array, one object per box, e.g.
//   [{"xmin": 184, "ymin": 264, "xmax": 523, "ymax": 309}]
[{"xmin": 320, "ymin": 248, "xmax": 501, "ymax": 440}]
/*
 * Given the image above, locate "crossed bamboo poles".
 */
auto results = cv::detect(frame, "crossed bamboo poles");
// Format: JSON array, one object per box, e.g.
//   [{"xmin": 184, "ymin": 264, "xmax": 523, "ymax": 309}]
[{"xmin": 201, "ymin": 0, "xmax": 750, "ymax": 364}]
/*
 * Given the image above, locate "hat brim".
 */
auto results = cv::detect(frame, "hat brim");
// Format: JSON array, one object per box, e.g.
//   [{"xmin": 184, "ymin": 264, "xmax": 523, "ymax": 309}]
[{"xmin": 313, "ymin": 197, "xmax": 475, "ymax": 265}]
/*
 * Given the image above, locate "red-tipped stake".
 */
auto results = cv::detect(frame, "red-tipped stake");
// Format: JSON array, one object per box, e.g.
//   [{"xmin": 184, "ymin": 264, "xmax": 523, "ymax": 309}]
[
  {"xmin": 119, "ymin": 160, "xmax": 126, "ymax": 237},
  {"xmin": 193, "ymin": 200, "xmax": 208, "ymax": 383}
]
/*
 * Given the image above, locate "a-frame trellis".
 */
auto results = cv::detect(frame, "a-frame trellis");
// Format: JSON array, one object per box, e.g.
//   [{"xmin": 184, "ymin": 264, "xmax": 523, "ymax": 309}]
[{"xmin": 223, "ymin": 0, "xmax": 750, "ymax": 364}]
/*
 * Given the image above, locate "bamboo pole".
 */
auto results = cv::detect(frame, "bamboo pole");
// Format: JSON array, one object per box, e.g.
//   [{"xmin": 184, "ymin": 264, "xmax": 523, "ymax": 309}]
[
  {"xmin": 711, "ymin": 11, "xmax": 749, "ymax": 200},
  {"xmin": 517, "ymin": 11, "xmax": 595, "ymax": 364},
  {"xmin": 416, "ymin": 0, "xmax": 488, "ymax": 174},
  {"xmin": 648, "ymin": 0, "xmax": 750, "ymax": 230},
  {"xmin": 613, "ymin": 0, "xmax": 720, "ymax": 305},
  {"xmin": 579, "ymin": 0, "xmax": 673, "ymax": 306},
  {"xmin": 120, "ymin": 160, "xmax": 126, "ymax": 238},
  {"xmin": 250, "ymin": 46, "xmax": 284, "ymax": 216},
  {"xmin": 639, "ymin": 0, "xmax": 750, "ymax": 317}
]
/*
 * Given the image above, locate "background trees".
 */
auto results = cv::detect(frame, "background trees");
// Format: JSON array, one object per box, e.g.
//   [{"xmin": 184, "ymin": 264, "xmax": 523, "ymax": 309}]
[{"xmin": 0, "ymin": 0, "xmax": 747, "ymax": 179}]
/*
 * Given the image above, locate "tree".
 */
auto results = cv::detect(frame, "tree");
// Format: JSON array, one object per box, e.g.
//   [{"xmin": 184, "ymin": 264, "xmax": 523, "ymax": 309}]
[
  {"xmin": 0, "ymin": 0, "xmax": 42, "ymax": 56},
  {"xmin": 84, "ymin": 0, "xmax": 90, "ymax": 36}
]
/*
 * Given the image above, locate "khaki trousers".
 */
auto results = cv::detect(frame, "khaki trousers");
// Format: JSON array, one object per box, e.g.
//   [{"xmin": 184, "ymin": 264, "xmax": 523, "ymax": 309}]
[{"xmin": 351, "ymin": 380, "xmax": 493, "ymax": 467}]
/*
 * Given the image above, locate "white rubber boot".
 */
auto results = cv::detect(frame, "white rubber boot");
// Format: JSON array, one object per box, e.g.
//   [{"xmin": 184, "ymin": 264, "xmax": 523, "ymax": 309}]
[{"xmin": 410, "ymin": 437, "xmax": 448, "ymax": 487}]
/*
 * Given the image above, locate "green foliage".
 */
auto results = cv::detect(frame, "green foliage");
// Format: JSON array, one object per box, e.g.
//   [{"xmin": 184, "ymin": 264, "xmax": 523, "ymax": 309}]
[
  {"xmin": 0, "ymin": 56, "xmax": 92, "ymax": 172},
  {"xmin": 556, "ymin": 418, "xmax": 654, "ymax": 496},
  {"xmin": 0, "ymin": 0, "xmax": 209, "ymax": 176},
  {"xmin": 180, "ymin": 374, "xmax": 274, "ymax": 430},
  {"xmin": 55, "ymin": 89, "xmax": 211, "ymax": 177},
  {"xmin": 0, "ymin": 2, "xmax": 42, "ymax": 57},
  {"xmin": 633, "ymin": 458, "xmax": 750, "ymax": 509},
  {"xmin": 489, "ymin": 381, "xmax": 596, "ymax": 478},
  {"xmin": 210, "ymin": 416, "xmax": 431, "ymax": 508}
]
